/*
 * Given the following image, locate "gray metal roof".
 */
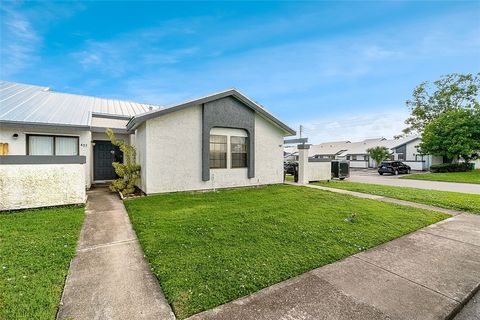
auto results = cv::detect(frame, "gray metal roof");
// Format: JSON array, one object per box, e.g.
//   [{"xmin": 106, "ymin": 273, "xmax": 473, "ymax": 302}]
[
  {"xmin": 0, "ymin": 80, "xmax": 161, "ymax": 128},
  {"xmin": 127, "ymin": 88, "xmax": 296, "ymax": 135},
  {"xmin": 0, "ymin": 81, "xmax": 295, "ymax": 136}
]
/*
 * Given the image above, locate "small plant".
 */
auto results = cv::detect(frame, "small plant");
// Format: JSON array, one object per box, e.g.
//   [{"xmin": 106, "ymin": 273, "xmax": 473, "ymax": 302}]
[{"xmin": 106, "ymin": 128, "xmax": 141, "ymax": 197}]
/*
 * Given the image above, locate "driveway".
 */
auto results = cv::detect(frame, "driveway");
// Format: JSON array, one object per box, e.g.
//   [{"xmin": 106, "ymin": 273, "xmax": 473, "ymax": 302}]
[{"xmin": 348, "ymin": 169, "xmax": 480, "ymax": 194}]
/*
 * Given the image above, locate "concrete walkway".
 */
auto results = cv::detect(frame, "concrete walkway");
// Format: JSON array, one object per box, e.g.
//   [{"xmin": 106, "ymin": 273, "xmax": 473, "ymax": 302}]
[
  {"xmin": 57, "ymin": 186, "xmax": 174, "ymax": 320},
  {"xmin": 348, "ymin": 172, "xmax": 480, "ymax": 194},
  {"xmin": 296, "ymin": 182, "xmax": 463, "ymax": 216},
  {"xmin": 189, "ymin": 213, "xmax": 480, "ymax": 320}
]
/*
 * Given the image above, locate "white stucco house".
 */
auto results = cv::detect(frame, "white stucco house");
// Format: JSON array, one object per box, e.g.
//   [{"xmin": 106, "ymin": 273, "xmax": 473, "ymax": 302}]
[{"xmin": 0, "ymin": 80, "xmax": 295, "ymax": 210}]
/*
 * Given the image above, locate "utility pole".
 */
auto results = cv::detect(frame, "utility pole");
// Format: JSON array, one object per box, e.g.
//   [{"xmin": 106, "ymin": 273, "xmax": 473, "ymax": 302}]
[{"xmin": 299, "ymin": 125, "xmax": 303, "ymax": 139}]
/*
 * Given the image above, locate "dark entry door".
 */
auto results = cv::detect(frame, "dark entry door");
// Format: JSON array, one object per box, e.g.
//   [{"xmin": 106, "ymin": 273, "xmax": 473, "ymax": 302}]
[{"xmin": 94, "ymin": 140, "xmax": 123, "ymax": 181}]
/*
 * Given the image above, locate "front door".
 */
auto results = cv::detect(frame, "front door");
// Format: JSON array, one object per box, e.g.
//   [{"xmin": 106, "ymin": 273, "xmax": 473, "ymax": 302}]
[{"xmin": 94, "ymin": 140, "xmax": 123, "ymax": 181}]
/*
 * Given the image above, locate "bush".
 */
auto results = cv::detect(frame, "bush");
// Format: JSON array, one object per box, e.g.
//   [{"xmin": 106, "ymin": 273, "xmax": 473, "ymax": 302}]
[
  {"xmin": 430, "ymin": 163, "xmax": 472, "ymax": 173},
  {"xmin": 106, "ymin": 128, "xmax": 141, "ymax": 196}
]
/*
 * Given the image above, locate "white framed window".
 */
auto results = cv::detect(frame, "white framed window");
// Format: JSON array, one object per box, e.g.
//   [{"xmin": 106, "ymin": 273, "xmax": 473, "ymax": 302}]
[
  {"xmin": 27, "ymin": 134, "xmax": 79, "ymax": 156},
  {"xmin": 231, "ymin": 136, "xmax": 248, "ymax": 168},
  {"xmin": 209, "ymin": 135, "xmax": 227, "ymax": 168}
]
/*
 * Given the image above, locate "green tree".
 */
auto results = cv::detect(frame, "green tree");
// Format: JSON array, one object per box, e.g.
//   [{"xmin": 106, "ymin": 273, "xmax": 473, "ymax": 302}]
[
  {"xmin": 402, "ymin": 73, "xmax": 480, "ymax": 135},
  {"xmin": 419, "ymin": 109, "xmax": 480, "ymax": 163},
  {"xmin": 367, "ymin": 146, "xmax": 391, "ymax": 167},
  {"xmin": 106, "ymin": 128, "xmax": 141, "ymax": 196}
]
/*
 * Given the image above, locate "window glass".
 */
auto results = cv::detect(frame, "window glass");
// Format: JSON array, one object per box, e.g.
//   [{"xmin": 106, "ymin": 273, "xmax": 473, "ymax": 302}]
[
  {"xmin": 209, "ymin": 135, "xmax": 227, "ymax": 168},
  {"xmin": 55, "ymin": 137, "xmax": 78, "ymax": 155},
  {"xmin": 231, "ymin": 136, "xmax": 248, "ymax": 168},
  {"xmin": 28, "ymin": 135, "xmax": 54, "ymax": 155}
]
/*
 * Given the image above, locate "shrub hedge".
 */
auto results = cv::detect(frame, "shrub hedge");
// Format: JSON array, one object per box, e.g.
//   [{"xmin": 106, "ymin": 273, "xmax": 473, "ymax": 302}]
[{"xmin": 430, "ymin": 163, "xmax": 473, "ymax": 173}]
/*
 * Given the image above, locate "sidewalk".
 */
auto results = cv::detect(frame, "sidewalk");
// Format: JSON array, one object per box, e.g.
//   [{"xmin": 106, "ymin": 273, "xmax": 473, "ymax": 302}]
[
  {"xmin": 188, "ymin": 185, "xmax": 480, "ymax": 320},
  {"xmin": 57, "ymin": 186, "xmax": 174, "ymax": 320}
]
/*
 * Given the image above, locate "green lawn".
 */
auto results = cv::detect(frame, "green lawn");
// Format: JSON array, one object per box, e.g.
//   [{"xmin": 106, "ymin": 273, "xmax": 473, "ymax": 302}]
[
  {"xmin": 313, "ymin": 180, "xmax": 480, "ymax": 214},
  {"xmin": 0, "ymin": 206, "xmax": 84, "ymax": 320},
  {"xmin": 401, "ymin": 169, "xmax": 480, "ymax": 184},
  {"xmin": 125, "ymin": 185, "xmax": 447, "ymax": 318}
]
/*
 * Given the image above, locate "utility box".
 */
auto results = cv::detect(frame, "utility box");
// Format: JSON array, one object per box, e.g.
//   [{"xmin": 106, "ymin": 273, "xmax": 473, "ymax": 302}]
[{"xmin": 331, "ymin": 160, "xmax": 349, "ymax": 180}]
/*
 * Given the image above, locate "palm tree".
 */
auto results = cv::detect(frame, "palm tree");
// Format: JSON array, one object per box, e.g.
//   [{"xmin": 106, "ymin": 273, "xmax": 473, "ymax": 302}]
[{"xmin": 367, "ymin": 146, "xmax": 391, "ymax": 167}]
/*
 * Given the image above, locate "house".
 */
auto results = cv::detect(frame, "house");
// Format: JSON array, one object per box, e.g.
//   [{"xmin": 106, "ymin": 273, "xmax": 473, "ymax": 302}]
[
  {"xmin": 286, "ymin": 136, "xmax": 444, "ymax": 171},
  {"xmin": 284, "ymin": 140, "xmax": 351, "ymax": 162},
  {"xmin": 0, "ymin": 80, "xmax": 295, "ymax": 210}
]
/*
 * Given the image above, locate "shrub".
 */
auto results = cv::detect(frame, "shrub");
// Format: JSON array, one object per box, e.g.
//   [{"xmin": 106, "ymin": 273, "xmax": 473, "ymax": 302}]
[
  {"xmin": 430, "ymin": 163, "xmax": 472, "ymax": 173},
  {"xmin": 106, "ymin": 128, "xmax": 141, "ymax": 196}
]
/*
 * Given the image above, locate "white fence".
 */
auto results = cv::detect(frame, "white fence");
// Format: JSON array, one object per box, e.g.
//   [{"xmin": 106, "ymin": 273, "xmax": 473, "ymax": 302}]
[
  {"xmin": 0, "ymin": 156, "xmax": 86, "ymax": 211},
  {"xmin": 402, "ymin": 161, "xmax": 427, "ymax": 171}
]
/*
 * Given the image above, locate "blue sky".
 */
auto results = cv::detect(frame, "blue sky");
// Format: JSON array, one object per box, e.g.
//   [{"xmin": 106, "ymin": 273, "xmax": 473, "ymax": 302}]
[{"xmin": 1, "ymin": 1, "xmax": 479, "ymax": 143}]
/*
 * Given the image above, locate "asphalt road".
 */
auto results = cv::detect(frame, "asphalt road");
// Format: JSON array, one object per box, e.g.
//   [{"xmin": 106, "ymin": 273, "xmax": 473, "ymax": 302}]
[{"xmin": 348, "ymin": 169, "xmax": 480, "ymax": 194}]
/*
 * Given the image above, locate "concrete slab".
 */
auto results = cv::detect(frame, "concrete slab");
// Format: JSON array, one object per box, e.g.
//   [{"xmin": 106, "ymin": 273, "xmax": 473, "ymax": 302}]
[
  {"xmin": 57, "ymin": 241, "xmax": 172, "ymax": 319},
  {"xmin": 355, "ymin": 231, "xmax": 480, "ymax": 302},
  {"xmin": 421, "ymin": 213, "xmax": 480, "ymax": 247},
  {"xmin": 57, "ymin": 186, "xmax": 174, "ymax": 320},
  {"xmin": 311, "ymin": 257, "xmax": 458, "ymax": 320},
  {"xmin": 188, "ymin": 272, "xmax": 392, "ymax": 320},
  {"xmin": 78, "ymin": 208, "xmax": 137, "ymax": 249}
]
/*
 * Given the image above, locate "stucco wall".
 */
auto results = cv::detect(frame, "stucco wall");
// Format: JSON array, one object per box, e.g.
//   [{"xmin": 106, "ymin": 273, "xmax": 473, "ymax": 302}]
[
  {"xmin": 91, "ymin": 117, "xmax": 129, "ymax": 129},
  {"xmin": 140, "ymin": 105, "xmax": 285, "ymax": 194},
  {"xmin": 0, "ymin": 163, "xmax": 86, "ymax": 210},
  {"xmin": 306, "ymin": 161, "xmax": 331, "ymax": 181},
  {"xmin": 0, "ymin": 127, "xmax": 92, "ymax": 188}
]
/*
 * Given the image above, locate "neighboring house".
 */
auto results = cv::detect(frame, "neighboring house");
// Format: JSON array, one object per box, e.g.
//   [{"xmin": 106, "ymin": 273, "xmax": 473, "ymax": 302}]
[
  {"xmin": 0, "ymin": 80, "xmax": 295, "ymax": 210},
  {"xmin": 284, "ymin": 140, "xmax": 350, "ymax": 162},
  {"xmin": 287, "ymin": 136, "xmax": 443, "ymax": 171}
]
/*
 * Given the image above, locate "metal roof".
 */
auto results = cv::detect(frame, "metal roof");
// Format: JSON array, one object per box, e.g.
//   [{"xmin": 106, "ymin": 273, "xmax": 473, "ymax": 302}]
[
  {"xmin": 0, "ymin": 81, "xmax": 295, "ymax": 136},
  {"xmin": 0, "ymin": 80, "xmax": 161, "ymax": 128},
  {"xmin": 126, "ymin": 88, "xmax": 296, "ymax": 135}
]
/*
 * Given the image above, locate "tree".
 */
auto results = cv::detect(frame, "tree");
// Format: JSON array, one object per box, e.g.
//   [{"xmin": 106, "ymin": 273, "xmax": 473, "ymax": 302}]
[
  {"xmin": 418, "ymin": 109, "xmax": 480, "ymax": 163},
  {"xmin": 402, "ymin": 73, "xmax": 480, "ymax": 135},
  {"xmin": 106, "ymin": 128, "xmax": 141, "ymax": 196},
  {"xmin": 367, "ymin": 146, "xmax": 391, "ymax": 167}
]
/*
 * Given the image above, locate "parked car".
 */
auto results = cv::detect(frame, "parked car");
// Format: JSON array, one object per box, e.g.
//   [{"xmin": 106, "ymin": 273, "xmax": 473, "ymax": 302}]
[{"xmin": 378, "ymin": 161, "xmax": 411, "ymax": 175}]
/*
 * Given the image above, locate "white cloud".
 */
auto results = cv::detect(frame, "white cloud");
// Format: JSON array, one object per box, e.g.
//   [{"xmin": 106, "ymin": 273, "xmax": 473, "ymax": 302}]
[{"xmin": 291, "ymin": 110, "xmax": 410, "ymax": 144}]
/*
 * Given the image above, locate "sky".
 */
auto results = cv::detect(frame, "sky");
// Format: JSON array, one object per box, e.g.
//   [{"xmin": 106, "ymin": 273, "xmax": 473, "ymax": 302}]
[{"xmin": 1, "ymin": 1, "xmax": 479, "ymax": 143}]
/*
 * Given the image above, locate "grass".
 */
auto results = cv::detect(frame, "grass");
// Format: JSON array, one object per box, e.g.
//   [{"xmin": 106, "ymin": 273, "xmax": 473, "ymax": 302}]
[
  {"xmin": 125, "ymin": 184, "xmax": 447, "ymax": 318},
  {"xmin": 400, "ymin": 169, "xmax": 480, "ymax": 184},
  {"xmin": 0, "ymin": 206, "xmax": 84, "ymax": 320},
  {"xmin": 313, "ymin": 180, "xmax": 480, "ymax": 214}
]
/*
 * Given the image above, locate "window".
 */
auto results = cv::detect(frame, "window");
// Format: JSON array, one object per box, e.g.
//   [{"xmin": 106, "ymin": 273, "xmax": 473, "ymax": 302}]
[
  {"xmin": 351, "ymin": 155, "xmax": 357, "ymax": 161},
  {"xmin": 209, "ymin": 135, "xmax": 227, "ymax": 168},
  {"xmin": 398, "ymin": 153, "xmax": 405, "ymax": 161},
  {"xmin": 27, "ymin": 135, "xmax": 79, "ymax": 156},
  {"xmin": 231, "ymin": 136, "xmax": 248, "ymax": 168}
]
